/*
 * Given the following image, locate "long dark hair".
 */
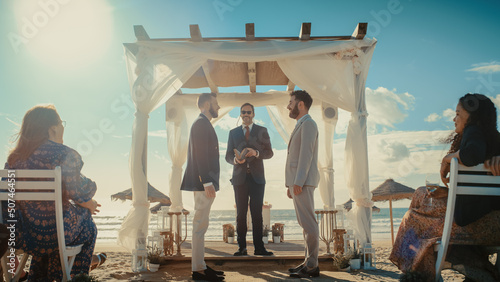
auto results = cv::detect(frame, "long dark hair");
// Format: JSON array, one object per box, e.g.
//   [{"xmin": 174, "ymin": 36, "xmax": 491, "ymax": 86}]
[
  {"xmin": 8, "ymin": 104, "xmax": 61, "ymax": 166},
  {"xmin": 446, "ymin": 94, "xmax": 500, "ymax": 157}
]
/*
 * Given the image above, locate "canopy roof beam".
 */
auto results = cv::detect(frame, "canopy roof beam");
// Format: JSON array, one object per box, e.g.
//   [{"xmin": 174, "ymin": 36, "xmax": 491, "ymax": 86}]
[
  {"xmin": 299, "ymin": 22, "xmax": 311, "ymax": 41},
  {"xmin": 134, "ymin": 25, "xmax": 150, "ymax": 41},
  {"xmin": 246, "ymin": 23, "xmax": 257, "ymax": 93},
  {"xmin": 190, "ymin": 24, "xmax": 219, "ymax": 93},
  {"xmin": 133, "ymin": 22, "xmax": 367, "ymax": 42},
  {"xmin": 351, "ymin": 23, "xmax": 367, "ymax": 39}
]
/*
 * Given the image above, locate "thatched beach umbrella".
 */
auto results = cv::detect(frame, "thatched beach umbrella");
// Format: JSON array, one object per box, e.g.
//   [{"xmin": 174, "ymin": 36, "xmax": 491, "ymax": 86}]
[
  {"xmin": 111, "ymin": 182, "xmax": 171, "ymax": 205},
  {"xmin": 371, "ymin": 179, "xmax": 415, "ymax": 245},
  {"xmin": 342, "ymin": 198, "xmax": 381, "ymax": 213},
  {"xmin": 150, "ymin": 202, "xmax": 171, "ymax": 214}
]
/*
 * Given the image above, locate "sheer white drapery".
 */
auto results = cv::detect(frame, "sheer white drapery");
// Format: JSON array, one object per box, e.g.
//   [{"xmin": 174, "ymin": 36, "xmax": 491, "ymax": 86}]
[{"xmin": 120, "ymin": 39, "xmax": 377, "ymax": 250}]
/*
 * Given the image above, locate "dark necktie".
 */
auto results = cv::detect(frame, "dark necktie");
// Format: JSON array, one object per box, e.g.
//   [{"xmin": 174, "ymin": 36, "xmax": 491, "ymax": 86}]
[{"xmin": 245, "ymin": 126, "xmax": 250, "ymax": 141}]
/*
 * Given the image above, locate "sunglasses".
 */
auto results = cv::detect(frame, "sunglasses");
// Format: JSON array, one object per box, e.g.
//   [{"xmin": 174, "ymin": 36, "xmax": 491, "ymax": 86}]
[{"xmin": 241, "ymin": 111, "xmax": 252, "ymax": 115}]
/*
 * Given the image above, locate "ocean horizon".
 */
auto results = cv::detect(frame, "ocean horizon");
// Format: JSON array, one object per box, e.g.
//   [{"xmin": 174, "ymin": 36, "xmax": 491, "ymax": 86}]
[{"xmin": 95, "ymin": 207, "xmax": 408, "ymax": 244}]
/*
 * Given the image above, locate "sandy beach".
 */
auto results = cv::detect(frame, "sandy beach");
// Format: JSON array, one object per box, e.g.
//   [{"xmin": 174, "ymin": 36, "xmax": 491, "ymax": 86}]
[{"xmin": 91, "ymin": 240, "xmax": 465, "ymax": 281}]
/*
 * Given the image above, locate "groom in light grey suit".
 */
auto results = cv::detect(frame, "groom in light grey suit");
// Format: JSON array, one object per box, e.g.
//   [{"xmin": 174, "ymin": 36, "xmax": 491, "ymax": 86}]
[{"xmin": 285, "ymin": 90, "xmax": 320, "ymax": 278}]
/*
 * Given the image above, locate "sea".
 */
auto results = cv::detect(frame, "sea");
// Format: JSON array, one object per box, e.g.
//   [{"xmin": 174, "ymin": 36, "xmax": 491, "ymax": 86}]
[{"xmin": 94, "ymin": 208, "xmax": 408, "ymax": 244}]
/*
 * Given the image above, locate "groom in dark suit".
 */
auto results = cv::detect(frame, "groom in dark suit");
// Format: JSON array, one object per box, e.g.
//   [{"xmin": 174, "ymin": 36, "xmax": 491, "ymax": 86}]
[
  {"xmin": 181, "ymin": 93, "xmax": 224, "ymax": 282},
  {"xmin": 225, "ymin": 103, "xmax": 274, "ymax": 256}
]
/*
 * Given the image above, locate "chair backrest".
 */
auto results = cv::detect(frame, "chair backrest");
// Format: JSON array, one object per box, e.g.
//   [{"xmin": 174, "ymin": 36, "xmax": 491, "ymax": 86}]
[
  {"xmin": 0, "ymin": 167, "xmax": 66, "ymax": 276},
  {"xmin": 435, "ymin": 158, "xmax": 500, "ymax": 281}
]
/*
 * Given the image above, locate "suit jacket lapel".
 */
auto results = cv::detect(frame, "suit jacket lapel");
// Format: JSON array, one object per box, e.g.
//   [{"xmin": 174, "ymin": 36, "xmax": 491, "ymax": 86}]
[{"xmin": 288, "ymin": 115, "xmax": 309, "ymax": 150}]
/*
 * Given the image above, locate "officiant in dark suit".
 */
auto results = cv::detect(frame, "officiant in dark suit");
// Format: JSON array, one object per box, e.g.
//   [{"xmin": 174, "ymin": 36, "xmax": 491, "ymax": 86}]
[{"xmin": 225, "ymin": 103, "xmax": 274, "ymax": 256}]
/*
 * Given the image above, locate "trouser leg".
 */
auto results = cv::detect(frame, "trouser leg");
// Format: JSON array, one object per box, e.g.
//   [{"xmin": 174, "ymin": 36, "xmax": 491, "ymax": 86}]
[
  {"xmin": 248, "ymin": 176, "xmax": 265, "ymax": 250},
  {"xmin": 291, "ymin": 186, "xmax": 319, "ymax": 269},
  {"xmin": 234, "ymin": 182, "xmax": 249, "ymax": 250},
  {"xmin": 192, "ymin": 191, "xmax": 215, "ymax": 272}
]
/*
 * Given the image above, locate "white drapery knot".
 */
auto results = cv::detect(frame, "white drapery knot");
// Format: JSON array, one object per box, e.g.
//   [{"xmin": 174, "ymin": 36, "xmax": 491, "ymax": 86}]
[
  {"xmin": 353, "ymin": 198, "xmax": 374, "ymax": 208},
  {"xmin": 319, "ymin": 167, "xmax": 335, "ymax": 172},
  {"xmin": 133, "ymin": 201, "xmax": 150, "ymax": 208},
  {"xmin": 134, "ymin": 111, "xmax": 150, "ymax": 120},
  {"xmin": 351, "ymin": 111, "xmax": 368, "ymax": 120},
  {"xmin": 171, "ymin": 165, "xmax": 183, "ymax": 173}
]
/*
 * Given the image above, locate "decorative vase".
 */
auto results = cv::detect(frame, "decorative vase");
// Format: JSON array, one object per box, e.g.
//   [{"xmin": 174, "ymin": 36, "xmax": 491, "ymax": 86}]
[
  {"xmin": 227, "ymin": 236, "xmax": 234, "ymax": 244},
  {"xmin": 262, "ymin": 236, "xmax": 269, "ymax": 244},
  {"xmin": 273, "ymin": 235, "xmax": 280, "ymax": 243},
  {"xmin": 350, "ymin": 258, "xmax": 361, "ymax": 269},
  {"xmin": 340, "ymin": 266, "xmax": 350, "ymax": 272},
  {"xmin": 149, "ymin": 263, "xmax": 160, "ymax": 272}
]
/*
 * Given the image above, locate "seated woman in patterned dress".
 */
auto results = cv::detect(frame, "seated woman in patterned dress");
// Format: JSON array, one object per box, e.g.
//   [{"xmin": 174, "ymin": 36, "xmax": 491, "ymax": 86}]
[
  {"xmin": 5, "ymin": 104, "xmax": 101, "ymax": 281},
  {"xmin": 389, "ymin": 93, "xmax": 500, "ymax": 282}
]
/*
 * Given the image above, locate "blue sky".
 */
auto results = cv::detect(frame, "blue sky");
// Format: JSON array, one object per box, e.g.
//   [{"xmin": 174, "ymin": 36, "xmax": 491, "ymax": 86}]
[{"xmin": 1, "ymin": 0, "xmax": 499, "ymax": 213}]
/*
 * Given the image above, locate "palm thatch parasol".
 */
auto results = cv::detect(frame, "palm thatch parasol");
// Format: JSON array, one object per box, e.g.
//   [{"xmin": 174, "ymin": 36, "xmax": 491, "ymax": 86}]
[
  {"xmin": 371, "ymin": 179, "xmax": 415, "ymax": 245},
  {"xmin": 150, "ymin": 202, "xmax": 171, "ymax": 214},
  {"xmin": 342, "ymin": 199, "xmax": 381, "ymax": 213},
  {"xmin": 111, "ymin": 182, "xmax": 171, "ymax": 205}
]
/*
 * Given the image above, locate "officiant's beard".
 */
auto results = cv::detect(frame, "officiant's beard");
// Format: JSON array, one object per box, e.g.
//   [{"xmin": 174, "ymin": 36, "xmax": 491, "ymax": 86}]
[
  {"xmin": 289, "ymin": 104, "xmax": 299, "ymax": 119},
  {"xmin": 209, "ymin": 105, "xmax": 219, "ymax": 118}
]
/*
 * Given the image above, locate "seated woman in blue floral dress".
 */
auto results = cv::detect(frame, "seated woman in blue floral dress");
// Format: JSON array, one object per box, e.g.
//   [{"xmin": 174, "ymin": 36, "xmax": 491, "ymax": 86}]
[
  {"xmin": 5, "ymin": 104, "xmax": 101, "ymax": 281},
  {"xmin": 390, "ymin": 94, "xmax": 500, "ymax": 282}
]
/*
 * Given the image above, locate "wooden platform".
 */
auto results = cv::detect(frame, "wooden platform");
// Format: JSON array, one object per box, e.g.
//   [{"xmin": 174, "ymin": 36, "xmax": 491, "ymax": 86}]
[{"xmin": 161, "ymin": 240, "xmax": 333, "ymax": 262}]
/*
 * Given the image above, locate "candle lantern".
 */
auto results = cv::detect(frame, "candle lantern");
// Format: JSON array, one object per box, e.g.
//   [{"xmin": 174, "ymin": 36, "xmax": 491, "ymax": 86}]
[
  {"xmin": 131, "ymin": 232, "xmax": 147, "ymax": 272},
  {"xmin": 131, "ymin": 249, "xmax": 147, "ymax": 272},
  {"xmin": 148, "ymin": 231, "xmax": 164, "ymax": 255},
  {"xmin": 157, "ymin": 206, "xmax": 171, "ymax": 232},
  {"xmin": 335, "ymin": 205, "xmax": 345, "ymax": 229},
  {"xmin": 362, "ymin": 243, "xmax": 375, "ymax": 269},
  {"xmin": 343, "ymin": 229, "xmax": 357, "ymax": 253}
]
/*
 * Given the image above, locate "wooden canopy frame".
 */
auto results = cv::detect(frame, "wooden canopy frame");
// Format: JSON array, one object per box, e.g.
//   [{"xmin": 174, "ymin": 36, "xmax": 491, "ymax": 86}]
[{"xmin": 132, "ymin": 22, "xmax": 367, "ymax": 94}]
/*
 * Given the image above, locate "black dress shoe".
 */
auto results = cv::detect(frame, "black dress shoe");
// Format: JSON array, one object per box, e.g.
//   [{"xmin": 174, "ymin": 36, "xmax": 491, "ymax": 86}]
[
  {"xmin": 206, "ymin": 265, "xmax": 225, "ymax": 276},
  {"xmin": 288, "ymin": 263, "xmax": 304, "ymax": 273},
  {"xmin": 254, "ymin": 249, "xmax": 274, "ymax": 256},
  {"xmin": 233, "ymin": 248, "xmax": 247, "ymax": 256},
  {"xmin": 290, "ymin": 266, "xmax": 320, "ymax": 278},
  {"xmin": 192, "ymin": 270, "xmax": 224, "ymax": 281}
]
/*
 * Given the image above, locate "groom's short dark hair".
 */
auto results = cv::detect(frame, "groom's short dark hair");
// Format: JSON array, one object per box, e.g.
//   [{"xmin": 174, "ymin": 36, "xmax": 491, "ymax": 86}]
[
  {"xmin": 291, "ymin": 90, "xmax": 313, "ymax": 110},
  {"xmin": 198, "ymin": 93, "xmax": 217, "ymax": 108}
]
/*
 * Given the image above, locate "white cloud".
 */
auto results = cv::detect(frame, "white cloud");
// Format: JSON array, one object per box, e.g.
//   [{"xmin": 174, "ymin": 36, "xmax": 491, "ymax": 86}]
[
  {"xmin": 377, "ymin": 140, "xmax": 410, "ymax": 162},
  {"xmin": 215, "ymin": 114, "xmax": 239, "ymax": 130},
  {"xmin": 365, "ymin": 87, "xmax": 415, "ymax": 132},
  {"xmin": 466, "ymin": 61, "xmax": 500, "ymax": 74},
  {"xmin": 148, "ymin": 130, "xmax": 167, "ymax": 138},
  {"xmin": 442, "ymin": 108, "xmax": 455, "ymax": 122},
  {"xmin": 334, "ymin": 87, "xmax": 416, "ymax": 135},
  {"xmin": 490, "ymin": 94, "xmax": 500, "ymax": 109},
  {"xmin": 425, "ymin": 113, "xmax": 440, "ymax": 122}
]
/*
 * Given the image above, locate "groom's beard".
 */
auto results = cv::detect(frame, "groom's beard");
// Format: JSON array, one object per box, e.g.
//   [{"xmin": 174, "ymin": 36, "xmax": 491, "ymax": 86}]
[
  {"xmin": 289, "ymin": 104, "xmax": 299, "ymax": 119},
  {"xmin": 209, "ymin": 105, "xmax": 218, "ymax": 118}
]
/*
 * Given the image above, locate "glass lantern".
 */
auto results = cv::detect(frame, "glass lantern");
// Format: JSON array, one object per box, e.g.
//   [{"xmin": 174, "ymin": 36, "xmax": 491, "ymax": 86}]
[
  {"xmin": 157, "ymin": 206, "xmax": 171, "ymax": 232},
  {"xmin": 362, "ymin": 243, "xmax": 375, "ymax": 269},
  {"xmin": 131, "ymin": 248, "xmax": 147, "ymax": 272}
]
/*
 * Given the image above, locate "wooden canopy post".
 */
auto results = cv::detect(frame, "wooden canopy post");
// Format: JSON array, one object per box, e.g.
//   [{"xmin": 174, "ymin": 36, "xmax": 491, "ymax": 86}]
[
  {"xmin": 389, "ymin": 198, "xmax": 394, "ymax": 245},
  {"xmin": 190, "ymin": 24, "xmax": 219, "ymax": 94}
]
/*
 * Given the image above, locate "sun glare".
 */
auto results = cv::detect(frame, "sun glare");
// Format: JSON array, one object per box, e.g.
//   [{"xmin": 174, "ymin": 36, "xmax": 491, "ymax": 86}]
[{"xmin": 13, "ymin": 0, "xmax": 114, "ymax": 70}]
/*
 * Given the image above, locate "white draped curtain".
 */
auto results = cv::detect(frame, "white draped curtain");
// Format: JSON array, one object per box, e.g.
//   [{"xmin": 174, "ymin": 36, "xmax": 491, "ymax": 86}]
[{"xmin": 119, "ymin": 39, "xmax": 377, "ymax": 250}]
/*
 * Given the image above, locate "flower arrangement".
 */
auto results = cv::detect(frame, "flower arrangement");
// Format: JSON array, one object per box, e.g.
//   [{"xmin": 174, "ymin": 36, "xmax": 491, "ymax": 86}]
[
  {"xmin": 262, "ymin": 225, "xmax": 269, "ymax": 237},
  {"xmin": 147, "ymin": 245, "xmax": 162, "ymax": 264},
  {"xmin": 332, "ymin": 252, "xmax": 352, "ymax": 270},
  {"xmin": 272, "ymin": 227, "xmax": 281, "ymax": 237},
  {"xmin": 227, "ymin": 227, "xmax": 235, "ymax": 237}
]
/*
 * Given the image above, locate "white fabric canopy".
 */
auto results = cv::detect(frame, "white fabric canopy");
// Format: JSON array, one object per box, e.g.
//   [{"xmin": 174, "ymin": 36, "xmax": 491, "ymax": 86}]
[{"xmin": 119, "ymin": 38, "xmax": 377, "ymax": 250}]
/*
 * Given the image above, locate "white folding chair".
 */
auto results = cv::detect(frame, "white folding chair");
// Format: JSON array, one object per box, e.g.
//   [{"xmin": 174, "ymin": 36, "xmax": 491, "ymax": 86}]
[
  {"xmin": 435, "ymin": 158, "xmax": 500, "ymax": 281},
  {"xmin": 0, "ymin": 167, "xmax": 83, "ymax": 282}
]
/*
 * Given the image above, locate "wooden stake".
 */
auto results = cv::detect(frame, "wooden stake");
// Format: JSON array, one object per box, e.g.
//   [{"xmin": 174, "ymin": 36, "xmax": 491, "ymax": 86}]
[{"xmin": 389, "ymin": 198, "xmax": 394, "ymax": 245}]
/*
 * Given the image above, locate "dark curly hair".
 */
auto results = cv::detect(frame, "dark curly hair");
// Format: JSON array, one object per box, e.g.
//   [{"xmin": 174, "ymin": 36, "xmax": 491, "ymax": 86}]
[{"xmin": 446, "ymin": 93, "xmax": 500, "ymax": 158}]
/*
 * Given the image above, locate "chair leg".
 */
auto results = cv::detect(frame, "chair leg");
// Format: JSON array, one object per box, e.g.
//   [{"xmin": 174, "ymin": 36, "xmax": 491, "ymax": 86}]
[
  {"xmin": 12, "ymin": 253, "xmax": 29, "ymax": 281},
  {"xmin": 1, "ymin": 255, "xmax": 13, "ymax": 282}
]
